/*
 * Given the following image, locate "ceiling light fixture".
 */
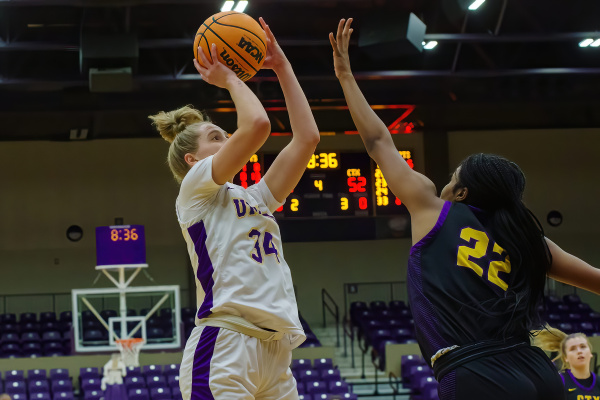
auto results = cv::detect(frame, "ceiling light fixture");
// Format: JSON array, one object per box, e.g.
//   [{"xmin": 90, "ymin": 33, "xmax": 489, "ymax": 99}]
[
  {"xmin": 591, "ymin": 39, "xmax": 600, "ymax": 47},
  {"xmin": 579, "ymin": 39, "xmax": 594, "ymax": 47},
  {"xmin": 221, "ymin": 1, "xmax": 235, "ymax": 12},
  {"xmin": 468, "ymin": 0, "xmax": 485, "ymax": 10},
  {"xmin": 234, "ymin": 1, "xmax": 248, "ymax": 12},
  {"xmin": 422, "ymin": 41, "xmax": 438, "ymax": 50}
]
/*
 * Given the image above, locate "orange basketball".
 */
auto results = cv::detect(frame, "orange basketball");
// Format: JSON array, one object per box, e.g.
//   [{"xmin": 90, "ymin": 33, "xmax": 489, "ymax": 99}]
[{"xmin": 194, "ymin": 12, "xmax": 267, "ymax": 82}]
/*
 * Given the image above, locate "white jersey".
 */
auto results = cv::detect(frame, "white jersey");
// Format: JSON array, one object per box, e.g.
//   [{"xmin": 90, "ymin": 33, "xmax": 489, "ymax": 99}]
[{"xmin": 176, "ymin": 156, "xmax": 305, "ymax": 345}]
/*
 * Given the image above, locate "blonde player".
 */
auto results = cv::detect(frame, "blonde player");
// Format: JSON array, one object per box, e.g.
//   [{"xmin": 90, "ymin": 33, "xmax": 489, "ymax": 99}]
[
  {"xmin": 149, "ymin": 18, "xmax": 319, "ymax": 400},
  {"xmin": 535, "ymin": 329, "xmax": 600, "ymax": 399}
]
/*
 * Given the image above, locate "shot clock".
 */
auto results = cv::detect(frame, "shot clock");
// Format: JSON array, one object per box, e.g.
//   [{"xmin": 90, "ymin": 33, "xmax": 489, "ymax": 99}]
[
  {"xmin": 232, "ymin": 151, "xmax": 415, "ymax": 218},
  {"xmin": 95, "ymin": 225, "xmax": 147, "ymax": 267}
]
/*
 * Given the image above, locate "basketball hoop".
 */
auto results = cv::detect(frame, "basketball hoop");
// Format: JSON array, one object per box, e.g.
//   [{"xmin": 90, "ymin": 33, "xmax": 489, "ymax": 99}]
[{"xmin": 116, "ymin": 338, "xmax": 145, "ymax": 367}]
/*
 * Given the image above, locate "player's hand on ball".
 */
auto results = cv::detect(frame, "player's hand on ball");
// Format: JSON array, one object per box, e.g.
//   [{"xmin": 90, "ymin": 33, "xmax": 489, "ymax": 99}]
[
  {"xmin": 329, "ymin": 18, "xmax": 354, "ymax": 79},
  {"xmin": 193, "ymin": 43, "xmax": 239, "ymax": 89},
  {"xmin": 259, "ymin": 17, "xmax": 288, "ymax": 72}
]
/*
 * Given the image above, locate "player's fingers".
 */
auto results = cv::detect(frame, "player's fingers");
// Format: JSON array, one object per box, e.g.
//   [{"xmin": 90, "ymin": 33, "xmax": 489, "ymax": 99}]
[
  {"xmin": 343, "ymin": 18, "xmax": 353, "ymax": 37},
  {"xmin": 336, "ymin": 19, "xmax": 345, "ymax": 44},
  {"xmin": 329, "ymin": 32, "xmax": 339, "ymax": 54},
  {"xmin": 209, "ymin": 43, "xmax": 219, "ymax": 64},
  {"xmin": 197, "ymin": 46, "xmax": 211, "ymax": 66},
  {"xmin": 193, "ymin": 59, "xmax": 208, "ymax": 75}
]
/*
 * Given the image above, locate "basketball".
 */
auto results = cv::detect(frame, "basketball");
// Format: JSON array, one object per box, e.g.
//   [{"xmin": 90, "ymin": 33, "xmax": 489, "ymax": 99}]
[{"xmin": 194, "ymin": 12, "xmax": 267, "ymax": 82}]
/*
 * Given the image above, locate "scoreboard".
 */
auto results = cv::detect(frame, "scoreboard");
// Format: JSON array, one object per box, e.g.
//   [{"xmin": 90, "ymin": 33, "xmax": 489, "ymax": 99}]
[{"xmin": 232, "ymin": 151, "xmax": 415, "ymax": 218}]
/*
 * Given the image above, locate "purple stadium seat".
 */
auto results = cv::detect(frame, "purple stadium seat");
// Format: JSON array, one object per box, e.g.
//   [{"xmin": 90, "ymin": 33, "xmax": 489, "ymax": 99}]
[
  {"xmin": 298, "ymin": 395, "xmax": 313, "ymax": 400},
  {"xmin": 126, "ymin": 366, "xmax": 142, "ymax": 378},
  {"xmin": 313, "ymin": 358, "xmax": 334, "ymax": 371},
  {"xmin": 298, "ymin": 369, "xmax": 320, "ymax": 383},
  {"xmin": 292, "ymin": 359, "xmax": 313, "ymax": 373},
  {"xmin": 328, "ymin": 380, "xmax": 349, "ymax": 394},
  {"xmin": 296, "ymin": 382, "xmax": 305, "ymax": 395},
  {"xmin": 167, "ymin": 375, "xmax": 179, "ymax": 388},
  {"xmin": 337, "ymin": 394, "xmax": 358, "ymax": 400},
  {"xmin": 149, "ymin": 387, "xmax": 171, "ymax": 400},
  {"xmin": 80, "ymin": 368, "xmax": 101, "ymax": 380},
  {"xmin": 53, "ymin": 392, "xmax": 74, "ymax": 400},
  {"xmin": 563, "ymin": 294, "xmax": 581, "ymax": 305},
  {"xmin": 547, "ymin": 313, "xmax": 561, "ymax": 324},
  {"xmin": 83, "ymin": 390, "xmax": 103, "ymax": 400},
  {"xmin": 59, "ymin": 311, "xmax": 72, "ymax": 323},
  {"xmin": 2, "ymin": 343, "xmax": 22, "ymax": 357},
  {"xmin": 29, "ymin": 380, "xmax": 50, "ymax": 394},
  {"xmin": 51, "ymin": 379, "xmax": 73, "ymax": 393},
  {"xmin": 354, "ymin": 310, "xmax": 374, "ymax": 328},
  {"xmin": 6, "ymin": 381, "xmax": 27, "ymax": 396},
  {"xmin": 30, "ymin": 393, "xmax": 50, "ymax": 400},
  {"xmin": 404, "ymin": 364, "xmax": 430, "ymax": 386},
  {"xmin": 1, "ymin": 313, "xmax": 17, "ymax": 324},
  {"xmin": 568, "ymin": 313, "xmax": 583, "ymax": 322},
  {"xmin": 172, "ymin": 386, "xmax": 182, "ymax": 400},
  {"xmin": 558, "ymin": 322, "xmax": 574, "ymax": 333},
  {"xmin": 422, "ymin": 382, "xmax": 439, "ymax": 400},
  {"xmin": 6, "ymin": 370, "xmax": 25, "ymax": 382},
  {"xmin": 81, "ymin": 378, "xmax": 102, "ymax": 392},
  {"xmin": 580, "ymin": 321, "xmax": 595, "ymax": 331},
  {"xmin": 20, "ymin": 313, "xmax": 37, "ymax": 324},
  {"xmin": 557, "ymin": 304, "xmax": 570, "ymax": 316},
  {"xmin": 310, "ymin": 394, "xmax": 331, "ymax": 400},
  {"xmin": 128, "ymin": 388, "xmax": 150, "ymax": 400},
  {"xmin": 2, "ymin": 333, "xmax": 20, "ymax": 344},
  {"xmin": 143, "ymin": 365, "xmax": 162, "ymax": 376},
  {"xmin": 40, "ymin": 312, "xmax": 57, "ymax": 323},
  {"xmin": 22, "ymin": 342, "xmax": 42, "ymax": 356},
  {"xmin": 43, "ymin": 341, "xmax": 64, "ymax": 356},
  {"xmin": 374, "ymin": 309, "xmax": 393, "ymax": 321},
  {"xmin": 125, "ymin": 376, "xmax": 146, "ymax": 390},
  {"xmin": 28, "ymin": 369, "xmax": 47, "ymax": 381},
  {"xmin": 389, "ymin": 300, "xmax": 407, "ymax": 310},
  {"xmin": 576, "ymin": 303, "xmax": 592, "ymax": 312},
  {"xmin": 407, "ymin": 369, "xmax": 434, "ymax": 390},
  {"xmin": 42, "ymin": 331, "xmax": 62, "ymax": 342},
  {"xmin": 305, "ymin": 381, "xmax": 327, "ymax": 396},
  {"xmin": 369, "ymin": 301, "xmax": 387, "ymax": 312},
  {"xmin": 21, "ymin": 323, "xmax": 40, "ymax": 334},
  {"xmin": 163, "ymin": 364, "xmax": 180, "ymax": 377},
  {"xmin": 146, "ymin": 375, "xmax": 167, "ymax": 389},
  {"xmin": 22, "ymin": 332, "xmax": 41, "ymax": 343},
  {"xmin": 320, "ymin": 369, "xmax": 341, "ymax": 383},
  {"xmin": 11, "ymin": 394, "xmax": 27, "ymax": 400},
  {"xmin": 49, "ymin": 369, "xmax": 69, "ymax": 381}
]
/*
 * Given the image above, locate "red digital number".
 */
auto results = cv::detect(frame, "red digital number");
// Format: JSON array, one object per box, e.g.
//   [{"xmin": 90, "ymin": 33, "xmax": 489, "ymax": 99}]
[
  {"xmin": 395, "ymin": 198, "xmax": 402, "ymax": 205},
  {"xmin": 358, "ymin": 197, "xmax": 368, "ymax": 210},
  {"xmin": 347, "ymin": 177, "xmax": 367, "ymax": 193}
]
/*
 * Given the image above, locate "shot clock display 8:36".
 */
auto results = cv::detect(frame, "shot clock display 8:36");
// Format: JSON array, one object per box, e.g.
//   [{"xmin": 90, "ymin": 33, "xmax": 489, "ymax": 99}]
[{"xmin": 96, "ymin": 225, "xmax": 147, "ymax": 267}]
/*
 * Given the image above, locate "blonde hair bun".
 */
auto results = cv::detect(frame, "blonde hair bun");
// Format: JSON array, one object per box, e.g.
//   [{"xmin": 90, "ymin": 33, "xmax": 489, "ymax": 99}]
[{"xmin": 149, "ymin": 105, "xmax": 207, "ymax": 143}]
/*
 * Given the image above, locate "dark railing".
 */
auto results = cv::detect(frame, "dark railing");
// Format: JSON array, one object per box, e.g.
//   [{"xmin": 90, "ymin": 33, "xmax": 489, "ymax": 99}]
[
  {"xmin": 342, "ymin": 280, "xmax": 408, "ymax": 368},
  {"xmin": 321, "ymin": 288, "xmax": 340, "ymax": 347}
]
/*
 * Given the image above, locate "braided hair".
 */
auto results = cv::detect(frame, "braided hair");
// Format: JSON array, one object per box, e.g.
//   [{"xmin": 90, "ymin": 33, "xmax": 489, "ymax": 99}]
[{"xmin": 454, "ymin": 153, "xmax": 552, "ymax": 337}]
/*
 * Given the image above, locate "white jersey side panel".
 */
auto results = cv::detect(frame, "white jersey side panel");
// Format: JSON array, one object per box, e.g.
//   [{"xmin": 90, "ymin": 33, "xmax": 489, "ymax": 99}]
[{"xmin": 176, "ymin": 156, "xmax": 305, "ymax": 343}]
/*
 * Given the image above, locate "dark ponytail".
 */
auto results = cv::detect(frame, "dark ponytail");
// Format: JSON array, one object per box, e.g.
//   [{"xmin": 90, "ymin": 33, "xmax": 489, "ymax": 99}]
[{"xmin": 455, "ymin": 153, "xmax": 551, "ymax": 336}]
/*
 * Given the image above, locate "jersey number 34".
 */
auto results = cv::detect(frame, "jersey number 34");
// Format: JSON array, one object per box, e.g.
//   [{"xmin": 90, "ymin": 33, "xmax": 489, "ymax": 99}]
[
  {"xmin": 457, "ymin": 228, "xmax": 511, "ymax": 291},
  {"xmin": 248, "ymin": 228, "xmax": 280, "ymax": 264}
]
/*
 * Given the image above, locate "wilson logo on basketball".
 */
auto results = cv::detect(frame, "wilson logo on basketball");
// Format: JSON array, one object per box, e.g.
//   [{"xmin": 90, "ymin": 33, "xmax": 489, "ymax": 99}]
[
  {"xmin": 237, "ymin": 37, "xmax": 264, "ymax": 64},
  {"xmin": 220, "ymin": 49, "xmax": 252, "ymax": 81}
]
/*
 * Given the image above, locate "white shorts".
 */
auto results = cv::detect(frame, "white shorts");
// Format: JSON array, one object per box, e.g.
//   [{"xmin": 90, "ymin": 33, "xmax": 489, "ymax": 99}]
[{"xmin": 179, "ymin": 326, "xmax": 299, "ymax": 400}]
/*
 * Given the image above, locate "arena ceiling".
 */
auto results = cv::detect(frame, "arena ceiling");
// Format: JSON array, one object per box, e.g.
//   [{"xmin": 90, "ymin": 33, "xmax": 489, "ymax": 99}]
[{"xmin": 1, "ymin": 0, "xmax": 599, "ymax": 141}]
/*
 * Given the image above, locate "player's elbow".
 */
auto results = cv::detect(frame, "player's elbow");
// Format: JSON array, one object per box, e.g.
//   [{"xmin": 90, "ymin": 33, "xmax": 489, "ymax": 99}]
[{"xmin": 253, "ymin": 116, "xmax": 271, "ymax": 136}]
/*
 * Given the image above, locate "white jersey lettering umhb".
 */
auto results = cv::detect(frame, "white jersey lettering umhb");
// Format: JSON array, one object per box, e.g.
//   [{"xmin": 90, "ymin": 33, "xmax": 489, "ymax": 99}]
[{"xmin": 176, "ymin": 156, "xmax": 305, "ymax": 347}]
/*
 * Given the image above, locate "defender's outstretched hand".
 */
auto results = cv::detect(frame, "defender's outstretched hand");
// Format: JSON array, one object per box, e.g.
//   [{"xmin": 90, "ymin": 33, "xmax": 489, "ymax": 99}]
[
  {"xmin": 329, "ymin": 18, "xmax": 354, "ymax": 79},
  {"xmin": 193, "ymin": 43, "xmax": 239, "ymax": 89},
  {"xmin": 259, "ymin": 17, "xmax": 289, "ymax": 72}
]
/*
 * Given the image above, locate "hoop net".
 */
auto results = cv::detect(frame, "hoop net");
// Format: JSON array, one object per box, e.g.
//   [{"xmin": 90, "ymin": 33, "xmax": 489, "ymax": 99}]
[{"xmin": 116, "ymin": 338, "xmax": 145, "ymax": 367}]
